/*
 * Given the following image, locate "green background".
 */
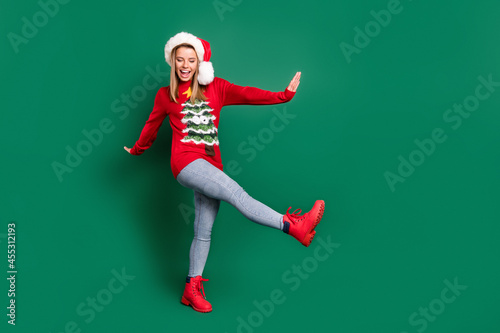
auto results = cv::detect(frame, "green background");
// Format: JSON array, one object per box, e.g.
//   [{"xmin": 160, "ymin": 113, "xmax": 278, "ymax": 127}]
[{"xmin": 1, "ymin": 0, "xmax": 499, "ymax": 332}]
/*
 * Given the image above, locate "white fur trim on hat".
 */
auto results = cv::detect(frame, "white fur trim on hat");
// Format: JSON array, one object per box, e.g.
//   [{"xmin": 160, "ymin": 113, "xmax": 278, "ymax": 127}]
[{"xmin": 164, "ymin": 32, "xmax": 204, "ymax": 66}]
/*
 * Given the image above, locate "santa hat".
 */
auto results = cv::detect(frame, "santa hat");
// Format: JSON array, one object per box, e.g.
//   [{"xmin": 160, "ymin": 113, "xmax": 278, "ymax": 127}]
[{"xmin": 164, "ymin": 32, "xmax": 214, "ymax": 85}]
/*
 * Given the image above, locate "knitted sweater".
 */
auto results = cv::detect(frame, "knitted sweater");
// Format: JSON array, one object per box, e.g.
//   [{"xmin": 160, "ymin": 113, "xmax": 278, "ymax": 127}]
[{"xmin": 130, "ymin": 77, "xmax": 296, "ymax": 178}]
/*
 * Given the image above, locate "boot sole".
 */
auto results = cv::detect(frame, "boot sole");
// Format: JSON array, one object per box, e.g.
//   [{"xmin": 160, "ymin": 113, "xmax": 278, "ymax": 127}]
[
  {"xmin": 302, "ymin": 200, "xmax": 325, "ymax": 247},
  {"xmin": 181, "ymin": 296, "xmax": 212, "ymax": 313}
]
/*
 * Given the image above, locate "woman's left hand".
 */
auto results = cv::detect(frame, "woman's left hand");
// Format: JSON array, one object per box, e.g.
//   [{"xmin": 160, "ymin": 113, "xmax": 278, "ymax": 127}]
[{"xmin": 287, "ymin": 72, "xmax": 301, "ymax": 92}]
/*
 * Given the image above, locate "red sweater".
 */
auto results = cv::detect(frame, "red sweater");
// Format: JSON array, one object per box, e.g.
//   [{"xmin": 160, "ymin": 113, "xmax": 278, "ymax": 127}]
[{"xmin": 130, "ymin": 77, "xmax": 296, "ymax": 178}]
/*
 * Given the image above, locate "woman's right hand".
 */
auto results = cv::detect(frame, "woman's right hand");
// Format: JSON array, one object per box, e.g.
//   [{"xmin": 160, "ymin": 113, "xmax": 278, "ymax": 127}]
[
  {"xmin": 287, "ymin": 71, "xmax": 301, "ymax": 92},
  {"xmin": 124, "ymin": 146, "xmax": 131, "ymax": 154}
]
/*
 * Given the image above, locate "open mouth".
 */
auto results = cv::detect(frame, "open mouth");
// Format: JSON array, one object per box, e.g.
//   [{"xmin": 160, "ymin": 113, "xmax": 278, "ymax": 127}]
[{"xmin": 180, "ymin": 70, "xmax": 191, "ymax": 78}]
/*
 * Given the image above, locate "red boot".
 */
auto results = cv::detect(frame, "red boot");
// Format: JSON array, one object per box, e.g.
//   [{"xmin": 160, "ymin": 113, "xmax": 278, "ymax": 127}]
[
  {"xmin": 283, "ymin": 200, "xmax": 325, "ymax": 247},
  {"xmin": 181, "ymin": 276, "xmax": 212, "ymax": 313}
]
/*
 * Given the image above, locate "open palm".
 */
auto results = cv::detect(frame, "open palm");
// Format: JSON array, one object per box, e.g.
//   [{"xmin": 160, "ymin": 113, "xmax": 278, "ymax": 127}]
[{"xmin": 287, "ymin": 72, "xmax": 301, "ymax": 92}]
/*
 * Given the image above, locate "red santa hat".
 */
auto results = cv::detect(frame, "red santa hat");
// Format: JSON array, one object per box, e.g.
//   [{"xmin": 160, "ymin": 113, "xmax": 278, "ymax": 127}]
[{"xmin": 164, "ymin": 32, "xmax": 214, "ymax": 85}]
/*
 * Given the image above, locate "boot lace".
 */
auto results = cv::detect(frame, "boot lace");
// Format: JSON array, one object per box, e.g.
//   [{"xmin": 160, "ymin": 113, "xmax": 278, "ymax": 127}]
[
  {"xmin": 199, "ymin": 277, "xmax": 209, "ymax": 299},
  {"xmin": 192, "ymin": 277, "xmax": 210, "ymax": 299},
  {"xmin": 285, "ymin": 207, "xmax": 305, "ymax": 222}
]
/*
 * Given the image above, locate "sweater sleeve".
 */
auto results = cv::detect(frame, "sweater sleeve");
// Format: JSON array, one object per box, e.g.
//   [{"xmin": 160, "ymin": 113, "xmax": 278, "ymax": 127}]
[
  {"xmin": 130, "ymin": 87, "xmax": 168, "ymax": 155},
  {"xmin": 218, "ymin": 77, "xmax": 296, "ymax": 106}
]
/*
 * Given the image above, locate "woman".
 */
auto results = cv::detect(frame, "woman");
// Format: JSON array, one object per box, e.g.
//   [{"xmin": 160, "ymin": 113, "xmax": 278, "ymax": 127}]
[{"xmin": 124, "ymin": 32, "xmax": 324, "ymax": 313}]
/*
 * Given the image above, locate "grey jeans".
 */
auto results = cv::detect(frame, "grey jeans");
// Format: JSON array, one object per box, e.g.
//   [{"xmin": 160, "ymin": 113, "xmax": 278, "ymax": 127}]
[{"xmin": 176, "ymin": 158, "xmax": 284, "ymax": 277}]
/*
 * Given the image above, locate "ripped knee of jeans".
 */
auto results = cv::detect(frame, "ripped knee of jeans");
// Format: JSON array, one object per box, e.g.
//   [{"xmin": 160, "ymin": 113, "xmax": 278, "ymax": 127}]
[
  {"xmin": 193, "ymin": 236, "xmax": 211, "ymax": 242},
  {"xmin": 194, "ymin": 227, "xmax": 212, "ymax": 241}
]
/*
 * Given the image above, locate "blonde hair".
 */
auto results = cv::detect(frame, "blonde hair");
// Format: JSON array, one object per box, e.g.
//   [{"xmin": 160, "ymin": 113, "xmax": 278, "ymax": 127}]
[{"xmin": 169, "ymin": 43, "xmax": 207, "ymax": 104}]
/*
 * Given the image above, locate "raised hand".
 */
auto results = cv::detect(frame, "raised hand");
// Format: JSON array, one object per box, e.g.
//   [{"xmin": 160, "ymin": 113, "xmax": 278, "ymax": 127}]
[
  {"xmin": 287, "ymin": 72, "xmax": 301, "ymax": 92},
  {"xmin": 124, "ymin": 146, "xmax": 131, "ymax": 154}
]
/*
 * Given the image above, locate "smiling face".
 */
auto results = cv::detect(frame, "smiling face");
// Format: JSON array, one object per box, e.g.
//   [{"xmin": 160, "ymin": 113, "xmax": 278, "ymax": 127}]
[{"xmin": 175, "ymin": 46, "xmax": 198, "ymax": 82}]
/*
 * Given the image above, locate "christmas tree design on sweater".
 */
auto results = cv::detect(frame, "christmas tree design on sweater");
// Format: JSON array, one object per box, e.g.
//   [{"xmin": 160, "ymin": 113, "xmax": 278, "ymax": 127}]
[{"xmin": 180, "ymin": 87, "xmax": 219, "ymax": 156}]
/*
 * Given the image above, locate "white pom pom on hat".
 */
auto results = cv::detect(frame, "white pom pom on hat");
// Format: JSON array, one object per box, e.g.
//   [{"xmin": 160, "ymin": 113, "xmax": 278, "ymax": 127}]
[{"xmin": 164, "ymin": 31, "xmax": 214, "ymax": 85}]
